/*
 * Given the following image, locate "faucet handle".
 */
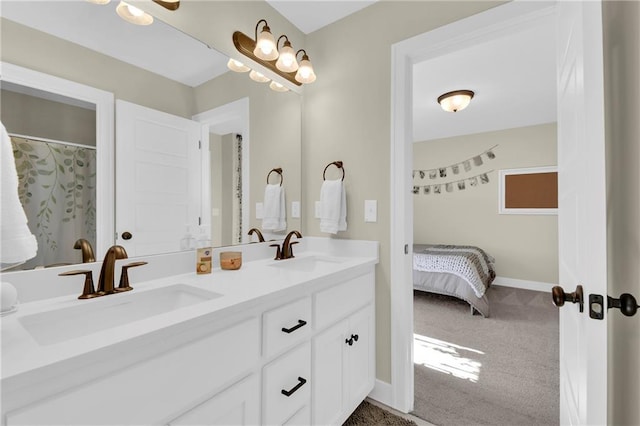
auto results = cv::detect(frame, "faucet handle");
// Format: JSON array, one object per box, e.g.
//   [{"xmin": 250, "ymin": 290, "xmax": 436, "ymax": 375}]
[
  {"xmin": 269, "ymin": 243, "xmax": 282, "ymax": 260},
  {"xmin": 59, "ymin": 270, "xmax": 98, "ymax": 299},
  {"xmin": 116, "ymin": 261, "xmax": 148, "ymax": 292},
  {"xmin": 288, "ymin": 241, "xmax": 300, "ymax": 259}
]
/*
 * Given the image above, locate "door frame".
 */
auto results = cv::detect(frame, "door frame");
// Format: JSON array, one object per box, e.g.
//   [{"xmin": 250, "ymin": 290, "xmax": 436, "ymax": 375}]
[
  {"xmin": 1, "ymin": 62, "xmax": 115, "ymax": 256},
  {"xmin": 389, "ymin": 1, "xmax": 558, "ymax": 413}
]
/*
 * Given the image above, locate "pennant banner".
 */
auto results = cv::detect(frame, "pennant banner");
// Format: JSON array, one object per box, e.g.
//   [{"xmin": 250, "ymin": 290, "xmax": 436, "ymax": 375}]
[
  {"xmin": 413, "ymin": 170, "xmax": 494, "ymax": 195},
  {"xmin": 412, "ymin": 144, "xmax": 498, "ymax": 180}
]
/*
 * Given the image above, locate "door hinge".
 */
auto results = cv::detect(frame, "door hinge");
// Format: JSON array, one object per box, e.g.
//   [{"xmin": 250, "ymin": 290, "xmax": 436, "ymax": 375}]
[
  {"xmin": 198, "ymin": 217, "xmax": 202, "ymax": 226},
  {"xmin": 404, "ymin": 244, "xmax": 409, "ymax": 254},
  {"xmin": 198, "ymin": 140, "xmax": 202, "ymax": 149}
]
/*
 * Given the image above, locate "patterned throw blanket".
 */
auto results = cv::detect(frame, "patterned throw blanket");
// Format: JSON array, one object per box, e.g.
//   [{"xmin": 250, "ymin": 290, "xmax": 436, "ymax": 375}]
[{"xmin": 413, "ymin": 244, "xmax": 496, "ymax": 298}]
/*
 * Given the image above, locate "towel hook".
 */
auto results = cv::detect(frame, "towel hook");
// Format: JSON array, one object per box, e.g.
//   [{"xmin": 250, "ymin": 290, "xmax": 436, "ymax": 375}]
[
  {"xmin": 267, "ymin": 168, "xmax": 283, "ymax": 186},
  {"xmin": 323, "ymin": 161, "xmax": 345, "ymax": 181}
]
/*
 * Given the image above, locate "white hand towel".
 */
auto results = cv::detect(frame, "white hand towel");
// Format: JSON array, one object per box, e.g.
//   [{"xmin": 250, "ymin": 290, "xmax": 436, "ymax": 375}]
[
  {"xmin": 320, "ymin": 179, "xmax": 347, "ymax": 234},
  {"xmin": 262, "ymin": 184, "xmax": 286, "ymax": 231},
  {"xmin": 1, "ymin": 122, "xmax": 37, "ymax": 264}
]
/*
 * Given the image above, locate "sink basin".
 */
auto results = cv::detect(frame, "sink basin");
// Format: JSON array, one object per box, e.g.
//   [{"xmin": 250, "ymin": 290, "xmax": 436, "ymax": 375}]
[
  {"xmin": 18, "ymin": 284, "xmax": 221, "ymax": 346},
  {"xmin": 268, "ymin": 255, "xmax": 347, "ymax": 272}
]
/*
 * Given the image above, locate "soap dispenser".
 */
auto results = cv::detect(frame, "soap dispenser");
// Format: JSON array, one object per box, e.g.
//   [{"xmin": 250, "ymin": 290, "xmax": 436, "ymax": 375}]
[
  {"xmin": 180, "ymin": 225, "xmax": 196, "ymax": 250},
  {"xmin": 196, "ymin": 226, "xmax": 212, "ymax": 274}
]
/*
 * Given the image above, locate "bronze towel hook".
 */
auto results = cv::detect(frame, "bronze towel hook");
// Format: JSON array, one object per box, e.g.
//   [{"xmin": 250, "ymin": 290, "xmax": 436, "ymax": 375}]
[
  {"xmin": 323, "ymin": 161, "xmax": 345, "ymax": 181},
  {"xmin": 267, "ymin": 168, "xmax": 283, "ymax": 186}
]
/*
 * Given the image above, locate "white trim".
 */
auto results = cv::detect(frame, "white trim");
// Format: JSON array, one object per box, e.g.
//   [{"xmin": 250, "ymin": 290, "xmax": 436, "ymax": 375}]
[
  {"xmin": 192, "ymin": 98, "xmax": 250, "ymax": 244},
  {"xmin": 1, "ymin": 62, "xmax": 115, "ymax": 256},
  {"xmin": 7, "ymin": 133, "xmax": 97, "ymax": 150},
  {"xmin": 368, "ymin": 379, "xmax": 394, "ymax": 407},
  {"xmin": 498, "ymin": 166, "xmax": 558, "ymax": 215},
  {"xmin": 389, "ymin": 2, "xmax": 557, "ymax": 414},
  {"xmin": 492, "ymin": 276, "xmax": 554, "ymax": 293}
]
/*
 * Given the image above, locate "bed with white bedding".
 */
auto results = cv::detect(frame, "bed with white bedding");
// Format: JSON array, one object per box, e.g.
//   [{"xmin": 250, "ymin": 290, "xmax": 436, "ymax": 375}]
[{"xmin": 413, "ymin": 244, "xmax": 496, "ymax": 317}]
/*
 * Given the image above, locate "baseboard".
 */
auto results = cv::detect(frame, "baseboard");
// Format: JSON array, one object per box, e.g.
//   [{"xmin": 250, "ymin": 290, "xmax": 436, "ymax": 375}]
[
  {"xmin": 493, "ymin": 276, "xmax": 555, "ymax": 293},
  {"xmin": 368, "ymin": 379, "xmax": 394, "ymax": 408}
]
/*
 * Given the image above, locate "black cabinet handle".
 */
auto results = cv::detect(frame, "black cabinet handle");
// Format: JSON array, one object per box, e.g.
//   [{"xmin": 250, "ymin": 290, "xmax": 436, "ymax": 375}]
[
  {"xmin": 281, "ymin": 377, "xmax": 307, "ymax": 397},
  {"xmin": 281, "ymin": 319, "xmax": 307, "ymax": 334}
]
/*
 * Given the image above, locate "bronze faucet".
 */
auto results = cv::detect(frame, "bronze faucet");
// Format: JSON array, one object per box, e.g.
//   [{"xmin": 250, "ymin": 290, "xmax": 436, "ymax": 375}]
[
  {"xmin": 248, "ymin": 228, "xmax": 265, "ymax": 242},
  {"xmin": 281, "ymin": 230, "xmax": 302, "ymax": 259},
  {"xmin": 74, "ymin": 238, "xmax": 96, "ymax": 263},
  {"xmin": 97, "ymin": 245, "xmax": 128, "ymax": 294}
]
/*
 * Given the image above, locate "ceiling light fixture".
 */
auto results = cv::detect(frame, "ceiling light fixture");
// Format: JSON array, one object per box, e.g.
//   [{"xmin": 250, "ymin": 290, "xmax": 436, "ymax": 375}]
[
  {"xmin": 232, "ymin": 19, "xmax": 316, "ymax": 88},
  {"xmin": 437, "ymin": 90, "xmax": 475, "ymax": 112}
]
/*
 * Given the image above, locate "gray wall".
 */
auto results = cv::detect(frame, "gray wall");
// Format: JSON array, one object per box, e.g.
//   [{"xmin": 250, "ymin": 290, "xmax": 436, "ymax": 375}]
[
  {"xmin": 413, "ymin": 123, "xmax": 558, "ymax": 285},
  {"xmin": 603, "ymin": 1, "xmax": 640, "ymax": 424},
  {"xmin": 1, "ymin": 89, "xmax": 96, "ymax": 146}
]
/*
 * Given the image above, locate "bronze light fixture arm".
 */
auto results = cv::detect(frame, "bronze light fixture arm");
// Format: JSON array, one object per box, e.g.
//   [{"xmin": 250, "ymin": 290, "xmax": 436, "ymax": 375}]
[{"xmin": 152, "ymin": 0, "xmax": 180, "ymax": 11}]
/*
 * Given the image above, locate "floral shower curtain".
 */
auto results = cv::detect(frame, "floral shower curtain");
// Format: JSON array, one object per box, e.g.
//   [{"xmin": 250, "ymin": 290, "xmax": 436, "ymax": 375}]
[{"xmin": 11, "ymin": 136, "xmax": 96, "ymax": 269}]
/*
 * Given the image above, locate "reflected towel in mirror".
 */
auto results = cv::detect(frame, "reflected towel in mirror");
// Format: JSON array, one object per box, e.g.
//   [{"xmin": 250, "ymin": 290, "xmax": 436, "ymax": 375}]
[
  {"xmin": 0, "ymin": 122, "xmax": 37, "ymax": 265},
  {"xmin": 320, "ymin": 179, "xmax": 347, "ymax": 234},
  {"xmin": 262, "ymin": 184, "xmax": 286, "ymax": 231}
]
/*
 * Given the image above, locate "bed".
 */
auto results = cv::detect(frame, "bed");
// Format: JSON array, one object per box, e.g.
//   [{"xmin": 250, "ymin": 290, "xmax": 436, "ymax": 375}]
[{"xmin": 413, "ymin": 244, "xmax": 496, "ymax": 317}]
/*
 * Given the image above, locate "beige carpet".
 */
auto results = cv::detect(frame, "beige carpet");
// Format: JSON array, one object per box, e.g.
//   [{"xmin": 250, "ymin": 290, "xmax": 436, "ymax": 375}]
[{"xmin": 412, "ymin": 286, "xmax": 559, "ymax": 426}]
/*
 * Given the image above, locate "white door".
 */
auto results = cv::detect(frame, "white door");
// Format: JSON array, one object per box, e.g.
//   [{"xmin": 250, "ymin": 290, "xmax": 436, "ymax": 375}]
[
  {"xmin": 115, "ymin": 100, "xmax": 201, "ymax": 257},
  {"xmin": 556, "ymin": 1, "xmax": 607, "ymax": 424}
]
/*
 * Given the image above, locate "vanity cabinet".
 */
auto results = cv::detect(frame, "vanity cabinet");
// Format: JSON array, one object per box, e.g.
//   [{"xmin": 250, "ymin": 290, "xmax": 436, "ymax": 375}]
[
  {"xmin": 3, "ymin": 264, "xmax": 376, "ymax": 426},
  {"xmin": 312, "ymin": 305, "xmax": 375, "ymax": 425}
]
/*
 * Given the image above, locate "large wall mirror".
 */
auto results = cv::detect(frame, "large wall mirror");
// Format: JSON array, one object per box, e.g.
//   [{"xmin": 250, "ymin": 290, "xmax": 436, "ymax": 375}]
[{"xmin": 0, "ymin": 1, "xmax": 301, "ymax": 270}]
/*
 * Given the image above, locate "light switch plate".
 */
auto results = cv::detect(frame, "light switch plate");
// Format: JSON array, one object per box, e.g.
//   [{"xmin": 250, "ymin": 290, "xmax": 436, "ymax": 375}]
[
  {"xmin": 315, "ymin": 201, "xmax": 321, "ymax": 219},
  {"xmin": 256, "ymin": 202, "xmax": 264, "ymax": 219},
  {"xmin": 364, "ymin": 200, "xmax": 377, "ymax": 223},
  {"xmin": 291, "ymin": 201, "xmax": 300, "ymax": 218}
]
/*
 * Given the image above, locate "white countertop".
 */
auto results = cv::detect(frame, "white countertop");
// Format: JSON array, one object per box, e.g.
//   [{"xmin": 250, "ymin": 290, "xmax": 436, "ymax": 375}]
[{"xmin": 1, "ymin": 238, "xmax": 378, "ymax": 384}]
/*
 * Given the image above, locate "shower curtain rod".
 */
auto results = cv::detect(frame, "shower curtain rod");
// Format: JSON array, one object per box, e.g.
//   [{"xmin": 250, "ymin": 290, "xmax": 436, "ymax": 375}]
[{"xmin": 8, "ymin": 133, "xmax": 97, "ymax": 150}]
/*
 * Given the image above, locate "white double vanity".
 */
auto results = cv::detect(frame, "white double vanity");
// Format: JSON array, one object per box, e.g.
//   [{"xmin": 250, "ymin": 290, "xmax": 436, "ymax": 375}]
[{"xmin": 1, "ymin": 237, "xmax": 378, "ymax": 425}]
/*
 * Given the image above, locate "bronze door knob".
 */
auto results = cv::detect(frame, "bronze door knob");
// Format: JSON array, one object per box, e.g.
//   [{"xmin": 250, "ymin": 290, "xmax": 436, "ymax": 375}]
[
  {"xmin": 121, "ymin": 232, "xmax": 133, "ymax": 240},
  {"xmin": 552, "ymin": 285, "xmax": 584, "ymax": 312}
]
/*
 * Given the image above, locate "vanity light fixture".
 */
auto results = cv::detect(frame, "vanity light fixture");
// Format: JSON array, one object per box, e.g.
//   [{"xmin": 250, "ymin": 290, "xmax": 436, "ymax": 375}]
[
  {"xmin": 116, "ymin": 1, "xmax": 153, "ymax": 26},
  {"xmin": 227, "ymin": 58, "xmax": 250, "ymax": 73},
  {"xmin": 87, "ymin": 0, "xmax": 180, "ymax": 26},
  {"xmin": 249, "ymin": 70, "xmax": 270, "ymax": 83},
  {"xmin": 294, "ymin": 50, "xmax": 316, "ymax": 84},
  {"xmin": 253, "ymin": 20, "xmax": 278, "ymax": 61},
  {"xmin": 275, "ymin": 36, "xmax": 298, "ymax": 73},
  {"xmin": 232, "ymin": 19, "xmax": 317, "ymax": 88},
  {"xmin": 269, "ymin": 81, "xmax": 289, "ymax": 92},
  {"xmin": 437, "ymin": 90, "xmax": 475, "ymax": 112}
]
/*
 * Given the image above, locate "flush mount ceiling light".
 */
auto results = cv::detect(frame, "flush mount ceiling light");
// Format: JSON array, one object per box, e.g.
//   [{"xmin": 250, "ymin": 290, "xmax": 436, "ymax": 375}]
[
  {"xmin": 437, "ymin": 90, "xmax": 475, "ymax": 112},
  {"xmin": 88, "ymin": 0, "xmax": 179, "ymax": 26},
  {"xmin": 231, "ymin": 19, "xmax": 316, "ymax": 88}
]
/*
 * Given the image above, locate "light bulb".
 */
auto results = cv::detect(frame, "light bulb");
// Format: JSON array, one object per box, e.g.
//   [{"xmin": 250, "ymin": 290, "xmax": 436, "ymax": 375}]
[
  {"xmin": 249, "ymin": 70, "xmax": 270, "ymax": 83},
  {"xmin": 295, "ymin": 54, "xmax": 316, "ymax": 84},
  {"xmin": 253, "ymin": 23, "xmax": 278, "ymax": 61},
  {"xmin": 116, "ymin": 1, "xmax": 153, "ymax": 25},
  {"xmin": 227, "ymin": 58, "xmax": 250, "ymax": 73},
  {"xmin": 276, "ymin": 41, "xmax": 298, "ymax": 73},
  {"xmin": 269, "ymin": 81, "xmax": 289, "ymax": 92}
]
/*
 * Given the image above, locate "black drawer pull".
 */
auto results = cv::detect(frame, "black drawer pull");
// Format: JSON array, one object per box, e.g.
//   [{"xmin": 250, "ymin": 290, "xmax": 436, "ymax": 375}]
[
  {"xmin": 281, "ymin": 319, "xmax": 307, "ymax": 334},
  {"xmin": 281, "ymin": 377, "xmax": 307, "ymax": 397}
]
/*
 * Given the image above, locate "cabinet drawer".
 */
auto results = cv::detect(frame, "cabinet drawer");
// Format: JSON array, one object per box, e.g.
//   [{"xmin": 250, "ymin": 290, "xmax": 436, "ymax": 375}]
[
  {"xmin": 263, "ymin": 342, "xmax": 311, "ymax": 425},
  {"xmin": 7, "ymin": 317, "xmax": 260, "ymax": 426},
  {"xmin": 263, "ymin": 297, "xmax": 311, "ymax": 358},
  {"xmin": 314, "ymin": 272, "xmax": 374, "ymax": 330},
  {"xmin": 284, "ymin": 405, "xmax": 310, "ymax": 426}
]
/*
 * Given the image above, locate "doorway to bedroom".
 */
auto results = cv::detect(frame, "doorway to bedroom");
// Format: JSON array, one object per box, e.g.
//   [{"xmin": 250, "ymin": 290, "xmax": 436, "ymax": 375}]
[{"xmin": 408, "ymin": 6, "xmax": 560, "ymax": 425}]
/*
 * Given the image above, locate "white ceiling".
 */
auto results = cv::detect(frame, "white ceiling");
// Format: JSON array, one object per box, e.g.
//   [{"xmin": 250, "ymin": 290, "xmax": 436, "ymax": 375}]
[
  {"xmin": 412, "ymin": 14, "xmax": 557, "ymax": 142},
  {"xmin": 266, "ymin": 0, "xmax": 378, "ymax": 34}
]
